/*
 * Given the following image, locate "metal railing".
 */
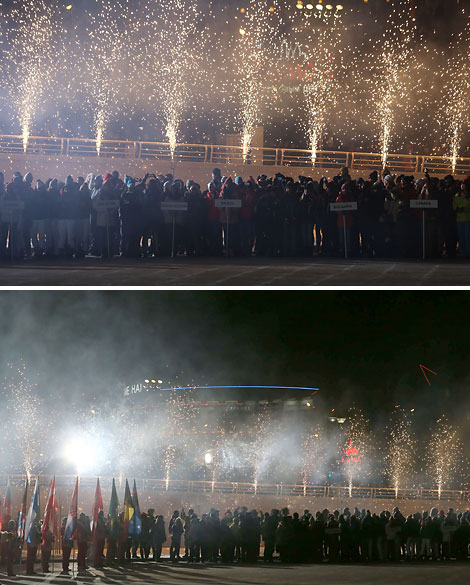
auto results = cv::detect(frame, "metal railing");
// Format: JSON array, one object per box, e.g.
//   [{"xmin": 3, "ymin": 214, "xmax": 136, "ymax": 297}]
[
  {"xmin": 0, "ymin": 135, "xmax": 469, "ymax": 177},
  {"xmin": 1, "ymin": 474, "xmax": 468, "ymax": 502}
]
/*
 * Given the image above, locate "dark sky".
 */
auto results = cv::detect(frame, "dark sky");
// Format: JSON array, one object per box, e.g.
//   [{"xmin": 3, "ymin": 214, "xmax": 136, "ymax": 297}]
[{"xmin": 0, "ymin": 291, "xmax": 468, "ymax": 424}]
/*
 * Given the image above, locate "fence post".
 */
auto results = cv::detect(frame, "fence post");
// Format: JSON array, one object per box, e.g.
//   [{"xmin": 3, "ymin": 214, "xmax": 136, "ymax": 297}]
[
  {"xmin": 350, "ymin": 152, "xmax": 355, "ymax": 170},
  {"xmin": 280, "ymin": 149, "xmax": 285, "ymax": 167}
]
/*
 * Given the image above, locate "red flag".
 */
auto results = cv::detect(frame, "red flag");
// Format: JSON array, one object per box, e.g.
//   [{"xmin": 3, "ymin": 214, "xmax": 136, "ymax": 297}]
[
  {"xmin": 42, "ymin": 477, "xmax": 58, "ymax": 542},
  {"xmin": 17, "ymin": 479, "xmax": 29, "ymax": 540},
  {"xmin": 64, "ymin": 477, "xmax": 79, "ymax": 542},
  {"xmin": 3, "ymin": 481, "xmax": 11, "ymax": 524},
  {"xmin": 90, "ymin": 478, "xmax": 103, "ymax": 543}
]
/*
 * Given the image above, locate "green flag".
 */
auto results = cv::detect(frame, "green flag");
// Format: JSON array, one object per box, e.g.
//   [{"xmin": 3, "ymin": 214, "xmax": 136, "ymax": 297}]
[{"xmin": 108, "ymin": 478, "xmax": 119, "ymax": 538}]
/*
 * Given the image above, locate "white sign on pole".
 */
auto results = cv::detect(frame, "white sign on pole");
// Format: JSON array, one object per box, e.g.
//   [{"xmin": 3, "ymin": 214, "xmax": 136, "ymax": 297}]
[
  {"xmin": 329, "ymin": 202, "xmax": 358, "ymax": 212},
  {"xmin": 215, "ymin": 199, "xmax": 242, "ymax": 209},
  {"xmin": 161, "ymin": 201, "xmax": 188, "ymax": 212},
  {"xmin": 0, "ymin": 200, "xmax": 25, "ymax": 221},
  {"xmin": 94, "ymin": 200, "xmax": 120, "ymax": 212},
  {"xmin": 410, "ymin": 200, "xmax": 438, "ymax": 209}
]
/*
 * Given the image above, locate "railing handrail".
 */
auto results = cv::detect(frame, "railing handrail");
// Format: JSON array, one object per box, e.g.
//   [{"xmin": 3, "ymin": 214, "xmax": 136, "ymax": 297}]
[
  {"xmin": 0, "ymin": 474, "xmax": 468, "ymax": 502},
  {"xmin": 0, "ymin": 135, "xmax": 469, "ymax": 175}
]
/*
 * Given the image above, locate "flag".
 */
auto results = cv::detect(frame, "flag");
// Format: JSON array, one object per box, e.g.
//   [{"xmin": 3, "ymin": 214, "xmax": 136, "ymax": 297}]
[
  {"xmin": 42, "ymin": 477, "xmax": 58, "ymax": 542},
  {"xmin": 108, "ymin": 478, "xmax": 119, "ymax": 538},
  {"xmin": 17, "ymin": 479, "xmax": 28, "ymax": 540},
  {"xmin": 90, "ymin": 478, "xmax": 103, "ymax": 543},
  {"xmin": 24, "ymin": 478, "xmax": 40, "ymax": 544},
  {"xmin": 3, "ymin": 480, "xmax": 11, "ymax": 527},
  {"xmin": 128, "ymin": 479, "xmax": 142, "ymax": 538},
  {"xmin": 122, "ymin": 479, "xmax": 134, "ymax": 539},
  {"xmin": 64, "ymin": 477, "xmax": 79, "ymax": 542}
]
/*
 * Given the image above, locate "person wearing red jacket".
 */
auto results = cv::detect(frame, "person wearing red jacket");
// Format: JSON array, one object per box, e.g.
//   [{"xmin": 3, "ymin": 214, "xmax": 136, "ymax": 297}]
[
  {"xmin": 336, "ymin": 181, "xmax": 356, "ymax": 256},
  {"xmin": 204, "ymin": 183, "xmax": 222, "ymax": 255},
  {"xmin": 237, "ymin": 177, "xmax": 255, "ymax": 256}
]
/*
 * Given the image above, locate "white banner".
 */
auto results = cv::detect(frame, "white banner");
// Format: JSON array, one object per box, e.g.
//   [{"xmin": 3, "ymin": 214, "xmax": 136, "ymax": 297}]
[
  {"xmin": 329, "ymin": 202, "xmax": 358, "ymax": 212},
  {"xmin": 161, "ymin": 201, "xmax": 188, "ymax": 211},
  {"xmin": 215, "ymin": 199, "xmax": 242, "ymax": 209},
  {"xmin": 410, "ymin": 200, "xmax": 438, "ymax": 209},
  {"xmin": 94, "ymin": 200, "xmax": 120, "ymax": 212}
]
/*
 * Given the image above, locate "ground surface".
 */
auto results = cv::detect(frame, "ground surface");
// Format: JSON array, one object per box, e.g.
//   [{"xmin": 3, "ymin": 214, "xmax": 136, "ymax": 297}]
[
  {"xmin": 1, "ymin": 257, "xmax": 470, "ymax": 286},
  {"xmin": 1, "ymin": 562, "xmax": 468, "ymax": 585}
]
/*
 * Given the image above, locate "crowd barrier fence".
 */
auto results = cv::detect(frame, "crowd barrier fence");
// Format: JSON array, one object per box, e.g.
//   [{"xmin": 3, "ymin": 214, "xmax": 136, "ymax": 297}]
[
  {"xmin": 0, "ymin": 474, "xmax": 469, "ymax": 502},
  {"xmin": 1, "ymin": 135, "xmax": 469, "ymax": 177}
]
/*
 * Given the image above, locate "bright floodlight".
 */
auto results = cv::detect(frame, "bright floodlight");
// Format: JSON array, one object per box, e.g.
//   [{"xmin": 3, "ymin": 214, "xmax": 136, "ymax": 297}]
[
  {"xmin": 63, "ymin": 435, "xmax": 100, "ymax": 474},
  {"xmin": 204, "ymin": 452, "xmax": 213, "ymax": 465}
]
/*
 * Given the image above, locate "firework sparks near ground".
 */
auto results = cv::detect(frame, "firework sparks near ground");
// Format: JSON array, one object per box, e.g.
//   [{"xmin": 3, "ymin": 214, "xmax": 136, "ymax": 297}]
[
  {"xmin": 84, "ymin": 0, "xmax": 138, "ymax": 155},
  {"xmin": 344, "ymin": 408, "xmax": 370, "ymax": 497},
  {"xmin": 297, "ymin": 5, "xmax": 343, "ymax": 166},
  {"xmin": 145, "ymin": 0, "xmax": 203, "ymax": 160},
  {"xmin": 6, "ymin": 0, "xmax": 59, "ymax": 152},
  {"xmin": 438, "ymin": 10, "xmax": 470, "ymax": 173},
  {"xmin": 236, "ymin": 1, "xmax": 280, "ymax": 163},
  {"xmin": 4, "ymin": 364, "xmax": 50, "ymax": 478},
  {"xmin": 427, "ymin": 417, "xmax": 462, "ymax": 499},
  {"xmin": 385, "ymin": 411, "xmax": 416, "ymax": 497},
  {"xmin": 368, "ymin": 1, "xmax": 418, "ymax": 168},
  {"xmin": 301, "ymin": 427, "xmax": 323, "ymax": 495}
]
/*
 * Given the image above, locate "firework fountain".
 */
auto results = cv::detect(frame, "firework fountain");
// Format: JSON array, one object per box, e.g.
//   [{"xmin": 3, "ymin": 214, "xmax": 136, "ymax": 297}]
[
  {"xmin": 83, "ymin": 0, "xmax": 138, "ymax": 155},
  {"xmin": 439, "ymin": 10, "xmax": 470, "ymax": 174},
  {"xmin": 145, "ymin": 0, "xmax": 203, "ymax": 160},
  {"xmin": 428, "ymin": 417, "xmax": 461, "ymax": 499},
  {"xmin": 6, "ymin": 0, "xmax": 59, "ymax": 152},
  {"xmin": 385, "ymin": 411, "xmax": 416, "ymax": 498},
  {"xmin": 343, "ymin": 409, "xmax": 370, "ymax": 498},
  {"xmin": 5, "ymin": 364, "xmax": 51, "ymax": 479},
  {"xmin": 370, "ymin": 1, "xmax": 418, "ymax": 169},
  {"xmin": 236, "ymin": 0, "xmax": 280, "ymax": 163},
  {"xmin": 298, "ymin": 4, "xmax": 343, "ymax": 166},
  {"xmin": 301, "ymin": 427, "xmax": 324, "ymax": 496}
]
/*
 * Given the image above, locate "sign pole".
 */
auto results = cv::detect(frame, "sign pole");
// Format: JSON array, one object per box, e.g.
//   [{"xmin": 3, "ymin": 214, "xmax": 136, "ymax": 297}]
[
  {"xmin": 172, "ymin": 215, "xmax": 176, "ymax": 259},
  {"xmin": 343, "ymin": 213, "xmax": 348, "ymax": 260},
  {"xmin": 226, "ymin": 212, "xmax": 229, "ymax": 257},
  {"xmin": 422, "ymin": 211, "xmax": 426, "ymax": 261},
  {"xmin": 107, "ymin": 216, "xmax": 110, "ymax": 259},
  {"xmin": 9, "ymin": 222, "xmax": 13, "ymax": 263}
]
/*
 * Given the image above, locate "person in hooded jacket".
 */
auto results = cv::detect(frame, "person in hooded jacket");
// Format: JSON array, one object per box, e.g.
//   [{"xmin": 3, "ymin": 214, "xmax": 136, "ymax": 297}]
[
  {"xmin": 119, "ymin": 177, "xmax": 144, "ymax": 258},
  {"xmin": 4, "ymin": 172, "xmax": 26, "ymax": 259},
  {"xmin": 93, "ymin": 174, "xmax": 120, "ymax": 258},
  {"xmin": 57, "ymin": 175, "xmax": 79, "ymax": 256},
  {"xmin": 74, "ymin": 182, "xmax": 92, "ymax": 257},
  {"xmin": 142, "ymin": 177, "xmax": 164, "ymax": 257},
  {"xmin": 29, "ymin": 179, "xmax": 49, "ymax": 257}
]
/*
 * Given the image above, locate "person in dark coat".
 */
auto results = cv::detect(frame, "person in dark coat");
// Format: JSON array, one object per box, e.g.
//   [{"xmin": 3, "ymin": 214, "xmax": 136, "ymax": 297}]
[
  {"xmin": 152, "ymin": 515, "xmax": 166, "ymax": 561},
  {"xmin": 26, "ymin": 520, "xmax": 41, "ymax": 575}
]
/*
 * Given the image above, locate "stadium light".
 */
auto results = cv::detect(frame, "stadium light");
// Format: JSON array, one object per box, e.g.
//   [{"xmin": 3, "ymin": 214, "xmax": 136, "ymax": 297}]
[{"xmin": 204, "ymin": 452, "xmax": 213, "ymax": 465}]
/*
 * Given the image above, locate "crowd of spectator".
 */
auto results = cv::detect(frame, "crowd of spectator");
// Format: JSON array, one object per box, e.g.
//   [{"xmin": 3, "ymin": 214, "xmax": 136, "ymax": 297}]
[
  {"xmin": 1, "ymin": 166, "xmax": 470, "ymax": 262},
  {"xmin": 1, "ymin": 504, "xmax": 469, "ymax": 576}
]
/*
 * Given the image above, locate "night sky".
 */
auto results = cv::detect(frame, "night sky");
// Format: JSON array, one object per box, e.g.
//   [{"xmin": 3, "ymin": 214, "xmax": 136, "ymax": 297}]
[{"xmin": 0, "ymin": 291, "xmax": 468, "ymax": 425}]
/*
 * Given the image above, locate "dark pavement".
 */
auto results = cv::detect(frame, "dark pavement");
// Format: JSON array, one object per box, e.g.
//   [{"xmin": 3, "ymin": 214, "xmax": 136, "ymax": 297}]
[
  {"xmin": 1, "ymin": 256, "xmax": 470, "ymax": 286},
  {"xmin": 0, "ymin": 561, "xmax": 468, "ymax": 585}
]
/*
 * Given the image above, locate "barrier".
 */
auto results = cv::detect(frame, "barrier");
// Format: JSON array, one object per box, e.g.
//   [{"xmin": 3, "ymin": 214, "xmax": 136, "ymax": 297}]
[
  {"xmin": 1, "ymin": 474, "xmax": 468, "ymax": 502},
  {"xmin": 1, "ymin": 135, "xmax": 469, "ymax": 177}
]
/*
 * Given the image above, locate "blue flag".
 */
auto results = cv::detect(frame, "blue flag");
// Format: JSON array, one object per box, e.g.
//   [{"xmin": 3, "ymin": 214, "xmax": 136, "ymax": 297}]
[
  {"xmin": 24, "ymin": 479, "xmax": 39, "ymax": 544},
  {"xmin": 128, "ymin": 479, "xmax": 141, "ymax": 537},
  {"xmin": 64, "ymin": 477, "xmax": 78, "ymax": 542}
]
